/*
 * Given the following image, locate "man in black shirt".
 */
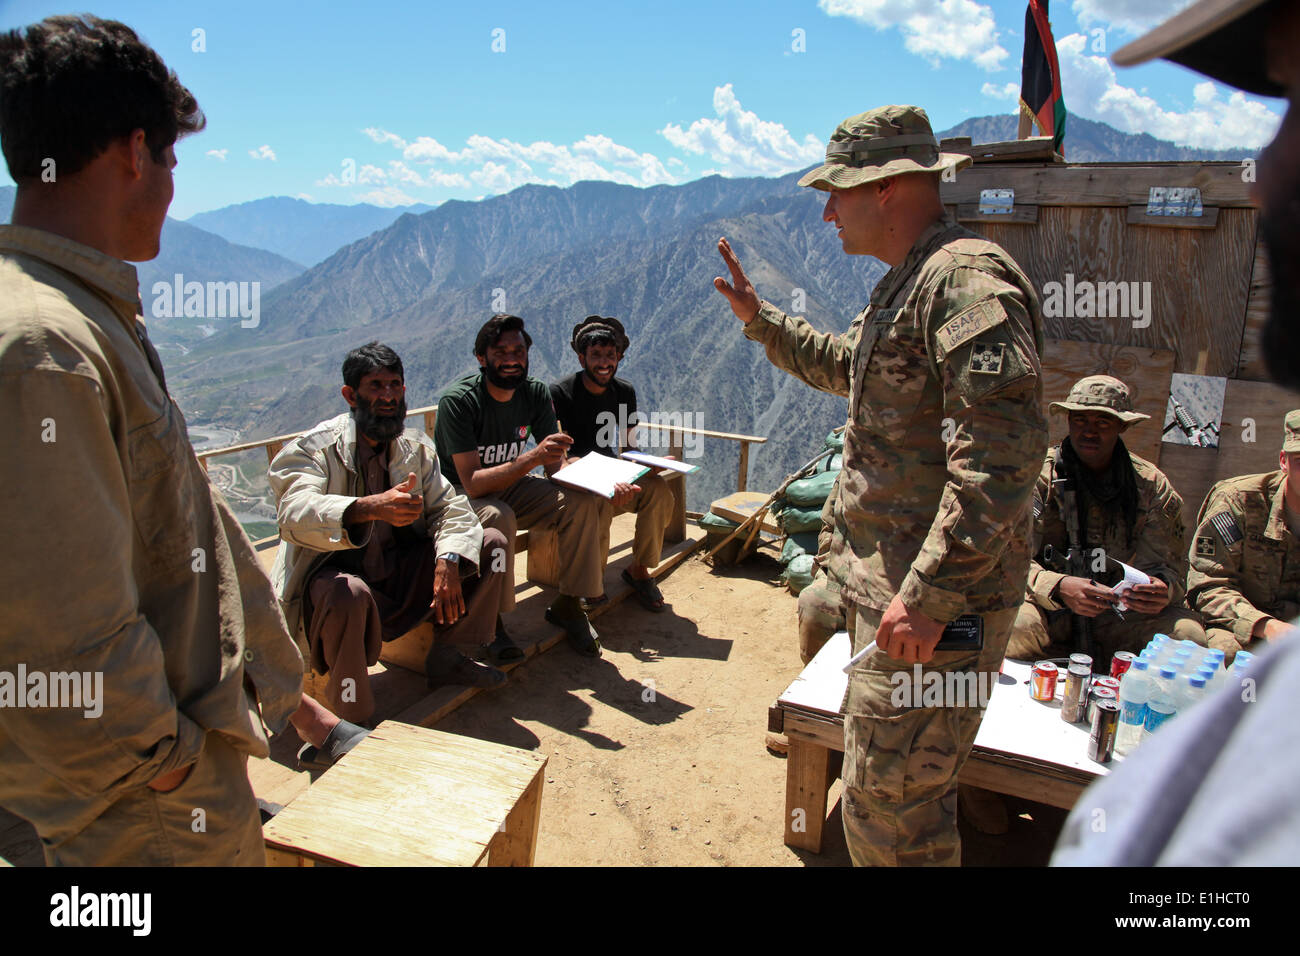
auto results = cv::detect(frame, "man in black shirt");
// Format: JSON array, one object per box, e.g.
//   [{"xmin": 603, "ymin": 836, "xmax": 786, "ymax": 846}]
[{"xmin": 551, "ymin": 316, "xmax": 675, "ymax": 611}]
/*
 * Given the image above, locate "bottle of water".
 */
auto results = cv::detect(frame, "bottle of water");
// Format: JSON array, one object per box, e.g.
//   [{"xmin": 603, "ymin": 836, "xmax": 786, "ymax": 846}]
[
  {"xmin": 1177, "ymin": 673, "xmax": 1208, "ymax": 712},
  {"xmin": 1116, "ymin": 659, "xmax": 1153, "ymax": 756},
  {"xmin": 1143, "ymin": 665, "xmax": 1179, "ymax": 737}
]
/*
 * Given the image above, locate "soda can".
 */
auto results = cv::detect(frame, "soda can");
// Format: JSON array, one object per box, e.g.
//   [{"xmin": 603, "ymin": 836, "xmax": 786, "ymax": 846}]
[
  {"xmin": 1061, "ymin": 662, "xmax": 1091, "ymax": 723},
  {"xmin": 1086, "ymin": 685, "xmax": 1117, "ymax": 726},
  {"xmin": 1069, "ymin": 653, "xmax": 1094, "ymax": 673},
  {"xmin": 1030, "ymin": 661, "xmax": 1058, "ymax": 702},
  {"xmin": 1110, "ymin": 651, "xmax": 1136, "ymax": 680},
  {"xmin": 1093, "ymin": 676, "xmax": 1121, "ymax": 696},
  {"xmin": 1089, "ymin": 699, "xmax": 1120, "ymax": 763}
]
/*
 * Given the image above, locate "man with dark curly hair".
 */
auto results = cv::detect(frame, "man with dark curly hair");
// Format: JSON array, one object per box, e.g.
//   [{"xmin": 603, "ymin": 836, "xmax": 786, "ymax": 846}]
[{"xmin": 0, "ymin": 15, "xmax": 316, "ymax": 865}]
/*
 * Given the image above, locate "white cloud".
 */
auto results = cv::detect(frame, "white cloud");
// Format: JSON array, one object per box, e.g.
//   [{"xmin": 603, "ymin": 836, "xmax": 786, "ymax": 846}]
[
  {"xmin": 981, "ymin": 81, "xmax": 1019, "ymax": 102},
  {"xmin": 248, "ymin": 144, "xmax": 277, "ymax": 161},
  {"xmin": 355, "ymin": 186, "xmax": 418, "ymax": 207},
  {"xmin": 315, "ymin": 172, "xmax": 345, "ymax": 186},
  {"xmin": 295, "ymin": 192, "xmax": 313, "ymax": 201},
  {"xmin": 205, "ymin": 148, "xmax": 228, "ymax": 161},
  {"xmin": 368, "ymin": 126, "xmax": 675, "ymax": 195},
  {"xmin": 819, "ymin": 0, "xmax": 1010, "ymax": 71},
  {"xmin": 659, "ymin": 84, "xmax": 823, "ymax": 177},
  {"xmin": 1056, "ymin": 32, "xmax": 1281, "ymax": 150},
  {"xmin": 363, "ymin": 127, "xmax": 408, "ymax": 149},
  {"xmin": 1071, "ymin": 0, "xmax": 1194, "ymax": 36}
]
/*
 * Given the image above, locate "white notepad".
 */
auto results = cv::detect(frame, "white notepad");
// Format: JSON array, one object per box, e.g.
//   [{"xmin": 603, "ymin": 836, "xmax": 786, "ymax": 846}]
[
  {"xmin": 551, "ymin": 452, "xmax": 651, "ymax": 498},
  {"xmin": 620, "ymin": 450, "xmax": 699, "ymax": 474}
]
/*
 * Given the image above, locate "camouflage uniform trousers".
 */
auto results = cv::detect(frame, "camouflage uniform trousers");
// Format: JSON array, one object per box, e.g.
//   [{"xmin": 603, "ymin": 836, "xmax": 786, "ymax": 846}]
[
  {"xmin": 1006, "ymin": 601, "xmax": 1207, "ymax": 662},
  {"xmin": 797, "ymin": 567, "xmax": 845, "ymax": 664},
  {"xmin": 842, "ymin": 604, "xmax": 1018, "ymax": 867}
]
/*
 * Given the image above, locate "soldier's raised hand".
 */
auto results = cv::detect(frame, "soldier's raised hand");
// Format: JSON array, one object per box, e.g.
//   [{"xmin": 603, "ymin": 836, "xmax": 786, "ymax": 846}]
[{"xmin": 714, "ymin": 237, "xmax": 761, "ymax": 324}]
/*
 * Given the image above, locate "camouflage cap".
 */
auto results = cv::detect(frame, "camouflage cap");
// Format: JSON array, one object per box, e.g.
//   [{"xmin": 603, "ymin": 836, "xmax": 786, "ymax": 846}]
[
  {"xmin": 1049, "ymin": 375, "xmax": 1151, "ymax": 424},
  {"xmin": 797, "ymin": 105, "xmax": 972, "ymax": 192},
  {"xmin": 571, "ymin": 315, "xmax": 629, "ymax": 355},
  {"xmin": 1283, "ymin": 409, "xmax": 1300, "ymax": 453}
]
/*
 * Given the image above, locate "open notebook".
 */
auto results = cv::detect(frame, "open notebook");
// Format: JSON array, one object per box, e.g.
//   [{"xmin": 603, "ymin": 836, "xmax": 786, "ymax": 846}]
[{"xmin": 551, "ymin": 452, "xmax": 651, "ymax": 498}]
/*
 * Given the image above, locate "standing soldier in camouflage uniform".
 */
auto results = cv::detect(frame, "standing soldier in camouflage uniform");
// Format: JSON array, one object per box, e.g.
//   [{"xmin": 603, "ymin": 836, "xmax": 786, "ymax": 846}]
[
  {"xmin": 1187, "ymin": 410, "xmax": 1300, "ymax": 664},
  {"xmin": 714, "ymin": 105, "xmax": 1046, "ymax": 867},
  {"xmin": 1006, "ymin": 375, "xmax": 1206, "ymax": 661}
]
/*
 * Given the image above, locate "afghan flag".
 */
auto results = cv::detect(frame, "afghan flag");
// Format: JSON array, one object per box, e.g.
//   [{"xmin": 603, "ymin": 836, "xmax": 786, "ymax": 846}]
[{"xmin": 1020, "ymin": 0, "xmax": 1066, "ymax": 154}]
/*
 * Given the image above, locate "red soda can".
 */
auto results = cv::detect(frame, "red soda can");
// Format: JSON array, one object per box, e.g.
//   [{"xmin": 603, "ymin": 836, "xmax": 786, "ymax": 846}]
[
  {"xmin": 1111, "ymin": 651, "xmax": 1136, "ymax": 680},
  {"xmin": 1031, "ymin": 661, "xmax": 1058, "ymax": 702},
  {"xmin": 1093, "ymin": 676, "xmax": 1121, "ymax": 697}
]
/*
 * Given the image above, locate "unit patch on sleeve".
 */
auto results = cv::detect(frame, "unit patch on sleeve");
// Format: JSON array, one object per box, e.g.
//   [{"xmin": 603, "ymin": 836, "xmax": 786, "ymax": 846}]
[
  {"xmin": 1195, "ymin": 535, "xmax": 1216, "ymax": 558},
  {"xmin": 934, "ymin": 300, "xmax": 1005, "ymax": 358},
  {"xmin": 968, "ymin": 341, "xmax": 1005, "ymax": 375},
  {"xmin": 1207, "ymin": 511, "xmax": 1243, "ymax": 547}
]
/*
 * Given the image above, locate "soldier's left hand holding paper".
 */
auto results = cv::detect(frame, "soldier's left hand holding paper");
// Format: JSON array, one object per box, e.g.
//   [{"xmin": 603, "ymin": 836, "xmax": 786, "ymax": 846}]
[{"xmin": 876, "ymin": 594, "xmax": 946, "ymax": 663}]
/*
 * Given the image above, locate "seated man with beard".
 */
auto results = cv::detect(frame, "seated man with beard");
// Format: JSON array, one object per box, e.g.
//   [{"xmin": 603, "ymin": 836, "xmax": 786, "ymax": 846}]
[
  {"xmin": 270, "ymin": 342, "xmax": 510, "ymax": 728},
  {"xmin": 434, "ymin": 314, "xmax": 608, "ymax": 659}
]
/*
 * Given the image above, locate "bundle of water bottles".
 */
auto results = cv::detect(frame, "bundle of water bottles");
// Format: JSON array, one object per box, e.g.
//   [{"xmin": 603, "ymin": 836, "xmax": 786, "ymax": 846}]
[{"xmin": 1113, "ymin": 634, "xmax": 1257, "ymax": 758}]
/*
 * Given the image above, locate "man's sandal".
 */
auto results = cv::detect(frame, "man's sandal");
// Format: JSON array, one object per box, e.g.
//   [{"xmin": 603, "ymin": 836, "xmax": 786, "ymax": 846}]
[
  {"xmin": 296, "ymin": 719, "xmax": 371, "ymax": 772},
  {"xmin": 621, "ymin": 569, "xmax": 665, "ymax": 612}
]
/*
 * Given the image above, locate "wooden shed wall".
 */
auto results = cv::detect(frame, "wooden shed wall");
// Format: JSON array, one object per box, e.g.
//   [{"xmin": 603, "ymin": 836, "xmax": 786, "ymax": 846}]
[{"xmin": 942, "ymin": 161, "xmax": 1286, "ymax": 536}]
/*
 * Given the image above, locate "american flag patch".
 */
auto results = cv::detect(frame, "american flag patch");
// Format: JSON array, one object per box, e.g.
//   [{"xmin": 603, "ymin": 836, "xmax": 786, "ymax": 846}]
[
  {"xmin": 1033, "ymin": 496, "xmax": 1043, "ymax": 519},
  {"xmin": 1208, "ymin": 511, "xmax": 1242, "ymax": 546}
]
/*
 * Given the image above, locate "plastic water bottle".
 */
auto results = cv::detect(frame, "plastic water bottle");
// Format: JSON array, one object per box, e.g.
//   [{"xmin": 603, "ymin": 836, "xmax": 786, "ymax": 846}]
[
  {"xmin": 1116, "ymin": 659, "xmax": 1153, "ymax": 756},
  {"xmin": 1177, "ymin": 673, "xmax": 1208, "ymax": 712},
  {"xmin": 1143, "ymin": 665, "xmax": 1179, "ymax": 736}
]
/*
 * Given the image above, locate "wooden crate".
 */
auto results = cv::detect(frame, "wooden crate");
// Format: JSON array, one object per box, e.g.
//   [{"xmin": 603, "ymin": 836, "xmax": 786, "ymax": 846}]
[{"xmin": 263, "ymin": 721, "xmax": 547, "ymax": 867}]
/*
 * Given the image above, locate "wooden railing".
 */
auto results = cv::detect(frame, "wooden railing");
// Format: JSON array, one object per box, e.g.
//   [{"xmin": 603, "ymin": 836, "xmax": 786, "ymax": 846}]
[{"xmin": 196, "ymin": 405, "xmax": 767, "ymax": 492}]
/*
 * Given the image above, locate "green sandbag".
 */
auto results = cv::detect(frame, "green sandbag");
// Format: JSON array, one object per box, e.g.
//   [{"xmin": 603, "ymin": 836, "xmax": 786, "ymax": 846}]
[
  {"xmin": 823, "ymin": 430, "xmax": 844, "ymax": 453},
  {"xmin": 784, "ymin": 468, "xmax": 838, "ymax": 507},
  {"xmin": 782, "ymin": 554, "xmax": 816, "ymax": 594},
  {"xmin": 780, "ymin": 532, "xmax": 820, "ymax": 564},
  {"xmin": 773, "ymin": 502, "xmax": 823, "ymax": 534},
  {"xmin": 826, "ymin": 454, "xmax": 842, "ymax": 472},
  {"xmin": 698, "ymin": 510, "xmax": 740, "ymax": 533}
]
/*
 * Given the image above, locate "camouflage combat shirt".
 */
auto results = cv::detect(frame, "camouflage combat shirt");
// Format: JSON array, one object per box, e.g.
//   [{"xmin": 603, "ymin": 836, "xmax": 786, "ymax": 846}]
[
  {"xmin": 1187, "ymin": 471, "xmax": 1300, "ymax": 641},
  {"xmin": 745, "ymin": 214, "xmax": 1046, "ymax": 619},
  {"xmin": 1027, "ymin": 446, "xmax": 1189, "ymax": 610}
]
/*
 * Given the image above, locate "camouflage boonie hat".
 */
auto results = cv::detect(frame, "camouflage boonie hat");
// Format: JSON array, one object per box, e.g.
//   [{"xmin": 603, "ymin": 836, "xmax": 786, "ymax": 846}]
[
  {"xmin": 1283, "ymin": 409, "xmax": 1300, "ymax": 453},
  {"xmin": 797, "ymin": 105, "xmax": 973, "ymax": 191},
  {"xmin": 1049, "ymin": 375, "xmax": 1151, "ymax": 424},
  {"xmin": 570, "ymin": 315, "xmax": 629, "ymax": 355}
]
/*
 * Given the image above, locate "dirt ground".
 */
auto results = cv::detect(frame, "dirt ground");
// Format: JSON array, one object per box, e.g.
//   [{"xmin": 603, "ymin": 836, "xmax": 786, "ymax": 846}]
[{"xmin": 433, "ymin": 549, "xmax": 1069, "ymax": 867}]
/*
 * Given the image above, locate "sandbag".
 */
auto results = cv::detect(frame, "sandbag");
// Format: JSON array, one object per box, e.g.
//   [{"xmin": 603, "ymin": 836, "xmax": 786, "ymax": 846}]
[
  {"xmin": 772, "ymin": 502, "xmax": 822, "ymax": 534},
  {"xmin": 782, "ymin": 554, "xmax": 816, "ymax": 595},
  {"xmin": 783, "ymin": 468, "xmax": 838, "ymax": 507},
  {"xmin": 698, "ymin": 510, "xmax": 740, "ymax": 533},
  {"xmin": 823, "ymin": 430, "xmax": 844, "ymax": 453},
  {"xmin": 780, "ymin": 532, "xmax": 820, "ymax": 564}
]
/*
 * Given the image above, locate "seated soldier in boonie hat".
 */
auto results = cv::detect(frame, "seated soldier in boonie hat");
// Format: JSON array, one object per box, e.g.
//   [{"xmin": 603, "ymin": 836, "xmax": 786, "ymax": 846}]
[{"xmin": 1008, "ymin": 374, "xmax": 1207, "ymax": 661}]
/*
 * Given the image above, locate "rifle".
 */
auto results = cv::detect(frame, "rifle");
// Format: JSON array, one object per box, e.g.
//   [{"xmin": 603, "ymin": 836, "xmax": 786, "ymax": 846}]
[{"xmin": 1048, "ymin": 455, "xmax": 1098, "ymax": 662}]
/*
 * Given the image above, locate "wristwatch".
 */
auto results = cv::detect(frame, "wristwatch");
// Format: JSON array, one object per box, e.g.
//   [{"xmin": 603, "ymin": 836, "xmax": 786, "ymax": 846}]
[{"xmin": 438, "ymin": 553, "xmax": 460, "ymax": 564}]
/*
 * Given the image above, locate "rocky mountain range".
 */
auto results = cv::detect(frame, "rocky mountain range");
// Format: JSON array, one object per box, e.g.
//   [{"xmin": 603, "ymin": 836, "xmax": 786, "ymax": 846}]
[{"xmin": 936, "ymin": 114, "xmax": 1256, "ymax": 162}]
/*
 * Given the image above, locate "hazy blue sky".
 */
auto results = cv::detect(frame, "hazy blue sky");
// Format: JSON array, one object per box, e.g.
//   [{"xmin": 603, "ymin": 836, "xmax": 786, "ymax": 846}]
[{"xmin": 1, "ymin": 0, "xmax": 1283, "ymax": 218}]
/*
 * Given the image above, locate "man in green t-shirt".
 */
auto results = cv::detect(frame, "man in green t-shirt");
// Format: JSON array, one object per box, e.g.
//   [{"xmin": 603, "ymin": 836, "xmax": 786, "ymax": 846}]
[{"xmin": 434, "ymin": 314, "xmax": 608, "ymax": 658}]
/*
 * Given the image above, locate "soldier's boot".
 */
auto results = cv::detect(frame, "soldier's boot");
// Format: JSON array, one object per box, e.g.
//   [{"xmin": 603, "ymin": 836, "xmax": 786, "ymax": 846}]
[
  {"xmin": 764, "ymin": 731, "xmax": 789, "ymax": 756},
  {"xmin": 958, "ymin": 784, "xmax": 1008, "ymax": 835}
]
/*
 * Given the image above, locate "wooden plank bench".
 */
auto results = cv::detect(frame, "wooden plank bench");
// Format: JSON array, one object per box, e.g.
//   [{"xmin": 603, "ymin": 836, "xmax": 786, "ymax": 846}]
[
  {"xmin": 263, "ymin": 720, "xmax": 547, "ymax": 866},
  {"xmin": 771, "ymin": 633, "xmax": 1110, "ymax": 853}
]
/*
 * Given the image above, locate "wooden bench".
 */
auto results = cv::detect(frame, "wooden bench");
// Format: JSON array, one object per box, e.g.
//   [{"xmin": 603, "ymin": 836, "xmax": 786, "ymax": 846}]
[
  {"xmin": 263, "ymin": 720, "xmax": 547, "ymax": 866},
  {"xmin": 770, "ymin": 633, "xmax": 1110, "ymax": 853}
]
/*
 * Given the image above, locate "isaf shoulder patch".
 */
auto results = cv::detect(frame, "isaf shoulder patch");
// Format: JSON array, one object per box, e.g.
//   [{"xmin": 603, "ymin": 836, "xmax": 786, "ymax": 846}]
[
  {"xmin": 1207, "ymin": 511, "xmax": 1243, "ymax": 547},
  {"xmin": 934, "ymin": 299, "xmax": 1006, "ymax": 359},
  {"xmin": 1195, "ymin": 535, "xmax": 1216, "ymax": 558}
]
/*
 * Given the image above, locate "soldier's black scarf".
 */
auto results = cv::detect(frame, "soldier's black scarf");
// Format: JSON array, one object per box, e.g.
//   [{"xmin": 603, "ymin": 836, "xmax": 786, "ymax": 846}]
[{"xmin": 1059, "ymin": 436, "xmax": 1141, "ymax": 550}]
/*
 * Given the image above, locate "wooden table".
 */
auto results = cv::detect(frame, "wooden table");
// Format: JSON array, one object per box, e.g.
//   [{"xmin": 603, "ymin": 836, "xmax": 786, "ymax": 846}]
[
  {"xmin": 263, "ymin": 721, "xmax": 547, "ymax": 866},
  {"xmin": 774, "ymin": 633, "xmax": 1113, "ymax": 853}
]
